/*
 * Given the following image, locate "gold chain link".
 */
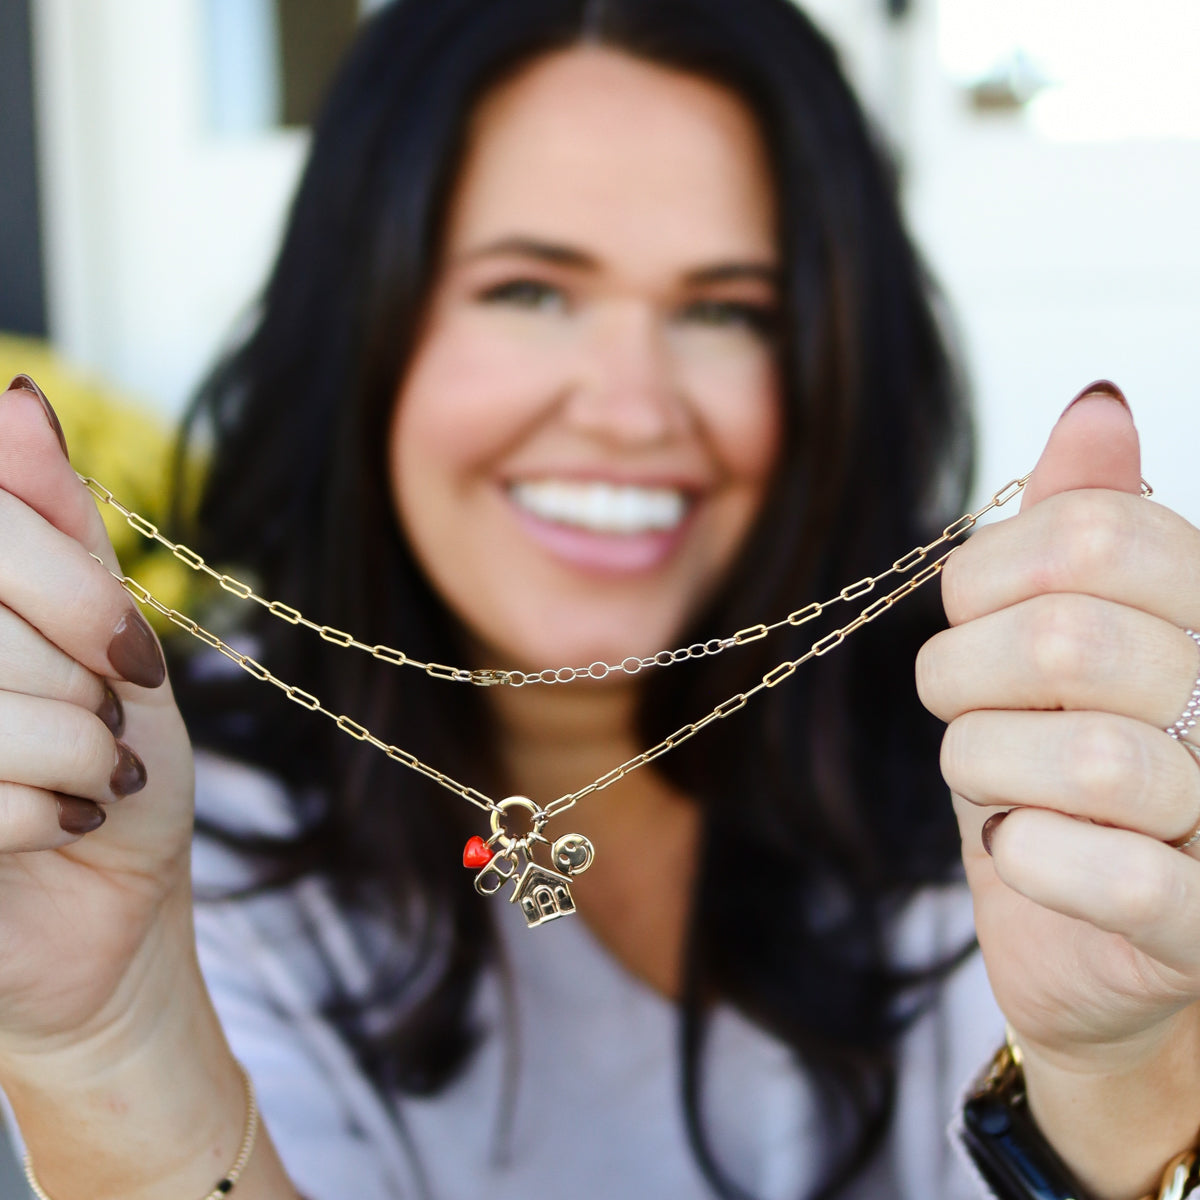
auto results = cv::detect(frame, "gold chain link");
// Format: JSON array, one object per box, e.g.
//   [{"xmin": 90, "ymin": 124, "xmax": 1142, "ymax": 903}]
[
  {"xmin": 79, "ymin": 470, "xmax": 1036, "ymax": 689},
  {"xmin": 109, "ymin": 571, "xmax": 495, "ymax": 813},
  {"xmin": 81, "ymin": 470, "xmax": 1044, "ymax": 821}
]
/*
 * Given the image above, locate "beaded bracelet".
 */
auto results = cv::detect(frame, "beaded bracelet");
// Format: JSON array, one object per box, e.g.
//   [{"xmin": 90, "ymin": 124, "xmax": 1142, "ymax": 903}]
[
  {"xmin": 962, "ymin": 1036, "xmax": 1200, "ymax": 1200},
  {"xmin": 22, "ymin": 1063, "xmax": 258, "ymax": 1200}
]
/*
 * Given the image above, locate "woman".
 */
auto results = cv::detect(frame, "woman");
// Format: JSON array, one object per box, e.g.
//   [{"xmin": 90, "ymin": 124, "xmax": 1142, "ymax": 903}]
[{"xmin": 1, "ymin": 1, "xmax": 1198, "ymax": 1198}]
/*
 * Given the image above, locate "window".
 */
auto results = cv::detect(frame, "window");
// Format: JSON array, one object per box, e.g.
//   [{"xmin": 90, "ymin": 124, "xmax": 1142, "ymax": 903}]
[
  {"xmin": 938, "ymin": 0, "xmax": 1200, "ymax": 141},
  {"xmin": 203, "ymin": 0, "xmax": 359, "ymax": 134}
]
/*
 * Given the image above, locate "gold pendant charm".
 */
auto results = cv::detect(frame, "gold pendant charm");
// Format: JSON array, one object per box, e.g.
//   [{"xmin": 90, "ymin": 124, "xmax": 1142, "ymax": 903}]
[
  {"xmin": 512, "ymin": 861, "xmax": 576, "ymax": 927},
  {"xmin": 551, "ymin": 833, "xmax": 595, "ymax": 874},
  {"xmin": 471, "ymin": 847, "xmax": 518, "ymax": 896},
  {"xmin": 465, "ymin": 797, "xmax": 594, "ymax": 928}
]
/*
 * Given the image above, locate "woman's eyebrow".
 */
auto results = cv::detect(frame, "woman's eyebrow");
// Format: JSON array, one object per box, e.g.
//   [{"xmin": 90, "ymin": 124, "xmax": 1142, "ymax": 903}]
[
  {"xmin": 456, "ymin": 238, "xmax": 779, "ymax": 286},
  {"xmin": 457, "ymin": 236, "xmax": 597, "ymax": 268},
  {"xmin": 684, "ymin": 262, "xmax": 780, "ymax": 287}
]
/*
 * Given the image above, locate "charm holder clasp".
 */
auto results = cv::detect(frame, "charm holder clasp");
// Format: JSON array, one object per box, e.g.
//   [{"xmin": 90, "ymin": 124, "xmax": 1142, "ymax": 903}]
[{"xmin": 487, "ymin": 795, "xmax": 549, "ymax": 856}]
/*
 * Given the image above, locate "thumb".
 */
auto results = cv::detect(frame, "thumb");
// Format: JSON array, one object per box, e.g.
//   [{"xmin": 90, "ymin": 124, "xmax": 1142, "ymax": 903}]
[
  {"xmin": 1019, "ymin": 380, "xmax": 1142, "ymax": 511},
  {"xmin": 0, "ymin": 376, "xmax": 167, "ymax": 690},
  {"xmin": 1, "ymin": 375, "xmax": 121, "ymax": 561}
]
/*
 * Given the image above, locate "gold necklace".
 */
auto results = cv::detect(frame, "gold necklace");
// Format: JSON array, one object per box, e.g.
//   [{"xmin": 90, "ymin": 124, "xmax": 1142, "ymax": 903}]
[{"xmin": 81, "ymin": 471, "xmax": 1036, "ymax": 928}]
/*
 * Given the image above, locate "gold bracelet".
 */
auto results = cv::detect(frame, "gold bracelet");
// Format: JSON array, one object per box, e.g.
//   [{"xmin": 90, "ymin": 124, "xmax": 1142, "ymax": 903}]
[
  {"xmin": 1138, "ymin": 1146, "xmax": 1200, "ymax": 1200},
  {"xmin": 1009, "ymin": 1027, "xmax": 1200, "ymax": 1200},
  {"xmin": 22, "ymin": 1062, "xmax": 258, "ymax": 1200},
  {"xmin": 964, "ymin": 1032, "xmax": 1200, "ymax": 1200}
]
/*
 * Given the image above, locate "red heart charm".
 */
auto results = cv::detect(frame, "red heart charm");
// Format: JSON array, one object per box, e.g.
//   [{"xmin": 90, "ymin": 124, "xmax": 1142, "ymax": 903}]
[{"xmin": 462, "ymin": 835, "xmax": 494, "ymax": 869}]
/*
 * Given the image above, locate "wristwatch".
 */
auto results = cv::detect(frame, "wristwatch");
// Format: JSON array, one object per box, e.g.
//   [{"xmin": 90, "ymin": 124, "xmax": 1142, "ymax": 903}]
[
  {"xmin": 960, "ymin": 1040, "xmax": 1092, "ymax": 1200},
  {"xmin": 962, "ymin": 1039, "xmax": 1200, "ymax": 1200}
]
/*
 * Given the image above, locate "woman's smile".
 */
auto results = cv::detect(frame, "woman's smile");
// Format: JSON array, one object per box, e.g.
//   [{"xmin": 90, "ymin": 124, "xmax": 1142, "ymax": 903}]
[
  {"xmin": 508, "ymin": 478, "xmax": 689, "ymax": 537},
  {"xmin": 505, "ymin": 475, "xmax": 695, "ymax": 575}
]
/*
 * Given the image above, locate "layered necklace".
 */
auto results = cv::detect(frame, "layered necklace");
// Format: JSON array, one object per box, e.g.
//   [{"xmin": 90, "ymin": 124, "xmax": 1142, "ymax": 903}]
[{"xmin": 81, "ymin": 470, "xmax": 1045, "ymax": 929}]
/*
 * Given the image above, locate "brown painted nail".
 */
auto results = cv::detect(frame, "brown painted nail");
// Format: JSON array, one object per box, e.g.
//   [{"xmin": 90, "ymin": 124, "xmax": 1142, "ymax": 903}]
[
  {"xmin": 56, "ymin": 795, "xmax": 106, "ymax": 835},
  {"xmin": 1061, "ymin": 379, "xmax": 1128, "ymax": 416},
  {"xmin": 5, "ymin": 374, "xmax": 69, "ymax": 458},
  {"xmin": 96, "ymin": 685, "xmax": 125, "ymax": 738},
  {"xmin": 981, "ymin": 810, "xmax": 1010, "ymax": 857},
  {"xmin": 110, "ymin": 741, "xmax": 147, "ymax": 797},
  {"xmin": 107, "ymin": 608, "xmax": 166, "ymax": 689}
]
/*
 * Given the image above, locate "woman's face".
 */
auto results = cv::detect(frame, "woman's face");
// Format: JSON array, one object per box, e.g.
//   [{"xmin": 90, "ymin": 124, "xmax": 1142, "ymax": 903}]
[{"xmin": 389, "ymin": 47, "xmax": 781, "ymax": 673}]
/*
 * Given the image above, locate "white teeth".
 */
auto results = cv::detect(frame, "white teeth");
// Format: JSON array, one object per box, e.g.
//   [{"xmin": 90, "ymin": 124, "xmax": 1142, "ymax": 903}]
[{"xmin": 510, "ymin": 480, "xmax": 688, "ymax": 534}]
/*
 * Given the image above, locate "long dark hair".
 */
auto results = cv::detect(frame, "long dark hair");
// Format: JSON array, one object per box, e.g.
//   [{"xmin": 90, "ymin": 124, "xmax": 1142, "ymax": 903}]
[{"xmin": 174, "ymin": 1, "xmax": 974, "ymax": 1196}]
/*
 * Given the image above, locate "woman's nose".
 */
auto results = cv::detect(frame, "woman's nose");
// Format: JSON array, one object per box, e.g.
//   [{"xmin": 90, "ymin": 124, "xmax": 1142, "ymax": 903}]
[{"xmin": 562, "ymin": 302, "xmax": 691, "ymax": 446}]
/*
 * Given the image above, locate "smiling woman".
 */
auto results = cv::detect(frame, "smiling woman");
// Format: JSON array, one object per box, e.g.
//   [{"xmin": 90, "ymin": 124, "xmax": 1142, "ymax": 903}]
[
  {"xmin": 4, "ymin": 1, "xmax": 1200, "ymax": 1200},
  {"xmin": 391, "ymin": 50, "xmax": 782, "ymax": 670},
  {"xmin": 168, "ymin": 1, "xmax": 976, "ymax": 1194}
]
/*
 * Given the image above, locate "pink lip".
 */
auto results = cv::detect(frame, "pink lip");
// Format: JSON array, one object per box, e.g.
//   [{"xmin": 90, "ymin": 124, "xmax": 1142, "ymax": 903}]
[{"xmin": 506, "ymin": 495, "xmax": 692, "ymax": 576}]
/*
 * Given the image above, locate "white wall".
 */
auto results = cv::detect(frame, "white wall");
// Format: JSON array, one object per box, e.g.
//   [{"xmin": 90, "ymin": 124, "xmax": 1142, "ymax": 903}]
[
  {"xmin": 899, "ymin": 1, "xmax": 1200, "ymax": 523},
  {"xmin": 805, "ymin": 0, "xmax": 1200, "ymax": 524},
  {"xmin": 31, "ymin": 0, "xmax": 306, "ymax": 412},
  {"xmin": 28, "ymin": 0, "xmax": 1200, "ymax": 523}
]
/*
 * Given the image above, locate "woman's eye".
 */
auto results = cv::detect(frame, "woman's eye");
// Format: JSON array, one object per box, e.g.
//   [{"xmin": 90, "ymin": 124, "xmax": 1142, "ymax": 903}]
[
  {"xmin": 477, "ymin": 279, "xmax": 567, "ymax": 313},
  {"xmin": 678, "ymin": 299, "xmax": 777, "ymax": 338}
]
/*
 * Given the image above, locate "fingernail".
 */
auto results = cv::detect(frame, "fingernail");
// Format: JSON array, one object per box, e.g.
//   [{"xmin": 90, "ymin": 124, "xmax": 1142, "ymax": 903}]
[
  {"xmin": 981, "ymin": 810, "xmax": 1010, "ymax": 856},
  {"xmin": 56, "ymin": 795, "xmax": 106, "ymax": 835},
  {"xmin": 107, "ymin": 608, "xmax": 166, "ymax": 689},
  {"xmin": 1061, "ymin": 379, "xmax": 1128, "ymax": 416},
  {"xmin": 5, "ymin": 374, "xmax": 69, "ymax": 458},
  {"xmin": 110, "ymin": 741, "xmax": 147, "ymax": 797},
  {"xmin": 96, "ymin": 685, "xmax": 125, "ymax": 738}
]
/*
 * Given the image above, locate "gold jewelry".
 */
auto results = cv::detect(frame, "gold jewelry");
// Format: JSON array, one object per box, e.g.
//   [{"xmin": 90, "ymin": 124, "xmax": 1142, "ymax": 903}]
[
  {"xmin": 22, "ymin": 1062, "xmax": 258, "ymax": 1200},
  {"xmin": 1170, "ymin": 813, "xmax": 1200, "ymax": 853},
  {"xmin": 76, "ymin": 470, "xmax": 1149, "ymax": 928},
  {"xmin": 965, "ymin": 1035, "xmax": 1200, "ymax": 1200},
  {"xmin": 1141, "ymin": 1148, "xmax": 1200, "ymax": 1200},
  {"xmin": 78, "ymin": 472, "xmax": 1027, "ymax": 689}
]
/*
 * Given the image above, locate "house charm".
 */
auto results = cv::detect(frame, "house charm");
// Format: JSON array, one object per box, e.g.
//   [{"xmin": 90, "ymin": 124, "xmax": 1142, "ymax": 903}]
[
  {"xmin": 466, "ymin": 798, "xmax": 595, "ymax": 929},
  {"xmin": 511, "ymin": 862, "xmax": 577, "ymax": 927}
]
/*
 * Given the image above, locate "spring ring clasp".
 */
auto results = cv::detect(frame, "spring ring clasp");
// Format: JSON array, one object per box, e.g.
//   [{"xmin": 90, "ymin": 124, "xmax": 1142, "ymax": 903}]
[{"xmin": 488, "ymin": 795, "xmax": 549, "ymax": 856}]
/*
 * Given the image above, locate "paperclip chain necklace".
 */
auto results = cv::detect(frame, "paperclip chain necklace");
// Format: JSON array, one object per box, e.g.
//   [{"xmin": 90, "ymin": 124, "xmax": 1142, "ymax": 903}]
[{"xmin": 81, "ymin": 470, "xmax": 1038, "ymax": 928}]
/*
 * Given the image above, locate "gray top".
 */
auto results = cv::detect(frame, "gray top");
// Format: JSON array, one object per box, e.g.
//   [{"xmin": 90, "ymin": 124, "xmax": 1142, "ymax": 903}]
[{"xmin": 193, "ymin": 752, "xmax": 1004, "ymax": 1199}]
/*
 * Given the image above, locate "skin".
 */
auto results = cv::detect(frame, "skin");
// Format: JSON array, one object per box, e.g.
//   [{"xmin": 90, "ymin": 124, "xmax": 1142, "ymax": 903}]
[
  {"xmin": 0, "ymin": 44, "xmax": 1194, "ymax": 1200},
  {"xmin": 918, "ymin": 392, "xmax": 1200, "ymax": 1194},
  {"xmin": 388, "ymin": 49, "xmax": 781, "ymax": 992},
  {"xmin": 0, "ymin": 389, "xmax": 295, "ymax": 1199},
  {"xmin": 390, "ymin": 49, "xmax": 782, "ymax": 673}
]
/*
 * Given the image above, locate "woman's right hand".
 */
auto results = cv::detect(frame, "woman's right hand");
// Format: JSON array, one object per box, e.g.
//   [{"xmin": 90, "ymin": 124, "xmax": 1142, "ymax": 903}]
[
  {"xmin": 0, "ymin": 378, "xmax": 300, "ymax": 1200},
  {"xmin": 0, "ymin": 375, "xmax": 196, "ymax": 1054}
]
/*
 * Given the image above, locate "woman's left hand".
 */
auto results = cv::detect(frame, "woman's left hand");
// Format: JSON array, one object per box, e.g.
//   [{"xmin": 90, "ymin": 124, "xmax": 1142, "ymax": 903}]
[{"xmin": 916, "ymin": 383, "xmax": 1200, "ymax": 1199}]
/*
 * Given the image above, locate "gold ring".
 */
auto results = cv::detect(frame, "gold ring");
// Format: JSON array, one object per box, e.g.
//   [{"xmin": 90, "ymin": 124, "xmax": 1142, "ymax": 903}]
[
  {"xmin": 1170, "ymin": 820, "xmax": 1200, "ymax": 852},
  {"xmin": 489, "ymin": 795, "xmax": 544, "ymax": 853}
]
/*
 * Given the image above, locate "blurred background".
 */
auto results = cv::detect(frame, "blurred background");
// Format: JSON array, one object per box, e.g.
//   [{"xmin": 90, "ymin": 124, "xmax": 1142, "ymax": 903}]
[
  {"xmin": 2, "ymin": 0, "xmax": 1199, "ymax": 515},
  {"xmin": 0, "ymin": 0, "xmax": 1198, "ymax": 1189}
]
